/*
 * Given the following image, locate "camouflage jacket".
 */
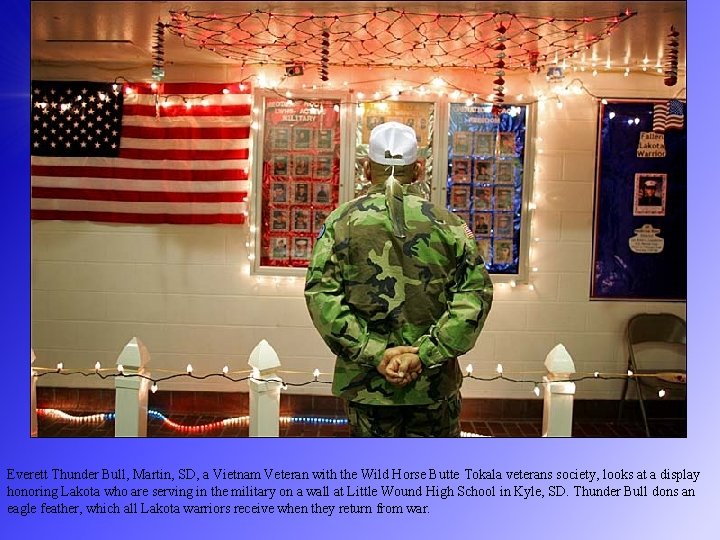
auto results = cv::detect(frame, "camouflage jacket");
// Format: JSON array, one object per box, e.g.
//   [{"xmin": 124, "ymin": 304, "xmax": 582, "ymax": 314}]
[{"xmin": 304, "ymin": 183, "xmax": 493, "ymax": 405}]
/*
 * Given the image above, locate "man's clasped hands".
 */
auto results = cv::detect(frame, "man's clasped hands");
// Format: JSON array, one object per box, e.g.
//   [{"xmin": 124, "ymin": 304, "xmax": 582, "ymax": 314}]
[{"xmin": 377, "ymin": 346, "xmax": 422, "ymax": 387}]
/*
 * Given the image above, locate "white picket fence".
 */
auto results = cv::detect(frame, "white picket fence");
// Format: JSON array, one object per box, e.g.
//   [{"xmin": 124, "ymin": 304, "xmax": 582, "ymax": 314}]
[{"xmin": 31, "ymin": 338, "xmax": 576, "ymax": 438}]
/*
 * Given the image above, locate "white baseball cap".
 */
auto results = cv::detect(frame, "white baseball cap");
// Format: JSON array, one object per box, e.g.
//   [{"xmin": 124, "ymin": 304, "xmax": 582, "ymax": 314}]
[{"xmin": 368, "ymin": 122, "xmax": 418, "ymax": 166}]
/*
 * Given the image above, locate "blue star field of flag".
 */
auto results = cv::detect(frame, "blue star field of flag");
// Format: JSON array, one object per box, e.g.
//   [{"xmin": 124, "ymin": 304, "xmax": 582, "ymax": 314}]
[{"xmin": 31, "ymin": 81, "xmax": 124, "ymax": 157}]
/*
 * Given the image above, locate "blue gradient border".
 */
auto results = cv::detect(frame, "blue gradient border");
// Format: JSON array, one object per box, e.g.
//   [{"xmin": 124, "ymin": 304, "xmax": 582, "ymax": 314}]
[{"xmin": 4, "ymin": 2, "xmax": 716, "ymax": 538}]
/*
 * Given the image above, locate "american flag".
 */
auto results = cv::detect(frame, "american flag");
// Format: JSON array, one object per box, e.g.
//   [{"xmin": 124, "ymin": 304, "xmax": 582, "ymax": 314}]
[
  {"xmin": 31, "ymin": 81, "xmax": 251, "ymax": 224},
  {"xmin": 652, "ymin": 99, "xmax": 684, "ymax": 133}
]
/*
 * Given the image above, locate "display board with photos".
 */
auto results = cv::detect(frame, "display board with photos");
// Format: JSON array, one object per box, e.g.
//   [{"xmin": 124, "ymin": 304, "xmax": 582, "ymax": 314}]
[
  {"xmin": 447, "ymin": 103, "xmax": 527, "ymax": 273},
  {"xmin": 260, "ymin": 98, "xmax": 340, "ymax": 267},
  {"xmin": 354, "ymin": 101, "xmax": 435, "ymax": 198},
  {"xmin": 591, "ymin": 99, "xmax": 686, "ymax": 300}
]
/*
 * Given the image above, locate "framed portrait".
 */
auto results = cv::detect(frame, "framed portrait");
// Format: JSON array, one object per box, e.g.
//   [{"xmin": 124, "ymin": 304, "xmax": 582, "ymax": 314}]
[
  {"xmin": 494, "ymin": 239, "xmax": 514, "ymax": 264},
  {"xmin": 270, "ymin": 237, "xmax": 289, "ymax": 260},
  {"xmin": 292, "ymin": 182, "xmax": 311, "ymax": 204},
  {"xmin": 474, "ymin": 132, "xmax": 494, "ymax": 155},
  {"xmin": 450, "ymin": 185, "xmax": 471, "ymax": 210},
  {"xmin": 270, "ymin": 182, "xmax": 288, "ymax": 203},
  {"xmin": 633, "ymin": 173, "xmax": 667, "ymax": 216},
  {"xmin": 270, "ymin": 209, "xmax": 289, "ymax": 231},
  {"xmin": 494, "ymin": 186, "xmax": 514, "ymax": 211},
  {"xmin": 497, "ymin": 132, "xmax": 516, "ymax": 156},
  {"xmin": 473, "ymin": 211, "xmax": 492, "ymax": 236},
  {"xmin": 272, "ymin": 155, "xmax": 289, "ymax": 177},
  {"xmin": 313, "ymin": 183, "xmax": 331, "ymax": 205},
  {"xmin": 291, "ymin": 237, "xmax": 312, "ymax": 260},
  {"xmin": 494, "ymin": 212, "xmax": 514, "ymax": 237},
  {"xmin": 291, "ymin": 208, "xmax": 311, "ymax": 232},
  {"xmin": 314, "ymin": 155, "xmax": 333, "ymax": 178},
  {"xmin": 451, "ymin": 158, "xmax": 471, "ymax": 182},
  {"xmin": 477, "ymin": 238, "xmax": 491, "ymax": 263},
  {"xmin": 496, "ymin": 161, "xmax": 515, "ymax": 184},
  {"xmin": 293, "ymin": 155, "xmax": 311, "ymax": 178},
  {"xmin": 270, "ymin": 128, "xmax": 290, "ymax": 150},
  {"xmin": 453, "ymin": 131, "xmax": 472, "ymax": 155},
  {"xmin": 313, "ymin": 209, "xmax": 329, "ymax": 232},
  {"xmin": 473, "ymin": 186, "xmax": 493, "ymax": 210},
  {"xmin": 474, "ymin": 159, "xmax": 493, "ymax": 183},
  {"xmin": 317, "ymin": 129, "xmax": 334, "ymax": 150},
  {"xmin": 292, "ymin": 127, "xmax": 312, "ymax": 150}
]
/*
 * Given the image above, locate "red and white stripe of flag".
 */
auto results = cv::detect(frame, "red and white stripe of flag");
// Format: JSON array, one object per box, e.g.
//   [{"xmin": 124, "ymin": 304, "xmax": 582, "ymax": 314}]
[{"xmin": 31, "ymin": 82, "xmax": 252, "ymax": 224}]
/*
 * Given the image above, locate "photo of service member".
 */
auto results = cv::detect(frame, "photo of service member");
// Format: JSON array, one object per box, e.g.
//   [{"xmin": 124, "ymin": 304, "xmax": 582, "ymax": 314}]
[
  {"xmin": 270, "ymin": 127, "xmax": 290, "ymax": 150},
  {"xmin": 496, "ymin": 162, "xmax": 514, "ymax": 184},
  {"xmin": 475, "ymin": 160, "xmax": 493, "ymax": 182},
  {"xmin": 452, "ymin": 157, "xmax": 471, "ymax": 182},
  {"xmin": 270, "ymin": 209, "xmax": 289, "ymax": 231},
  {"xmin": 270, "ymin": 237, "xmax": 289, "ymax": 260},
  {"xmin": 450, "ymin": 185, "xmax": 471, "ymax": 210},
  {"xmin": 292, "ymin": 237, "xmax": 311, "ymax": 260},
  {"xmin": 293, "ymin": 155, "xmax": 311, "ymax": 177},
  {"xmin": 315, "ymin": 155, "xmax": 333, "ymax": 178},
  {"xmin": 292, "ymin": 127, "xmax": 312, "ymax": 149},
  {"xmin": 494, "ymin": 213, "xmax": 513, "ymax": 237},
  {"xmin": 313, "ymin": 209, "xmax": 329, "ymax": 232},
  {"xmin": 272, "ymin": 155, "xmax": 289, "ymax": 177},
  {"xmin": 494, "ymin": 186, "xmax": 514, "ymax": 211},
  {"xmin": 474, "ymin": 212, "xmax": 491, "ymax": 235},
  {"xmin": 317, "ymin": 129, "xmax": 334, "ymax": 150},
  {"xmin": 494, "ymin": 239, "xmax": 513, "ymax": 264},
  {"xmin": 271, "ymin": 182, "xmax": 288, "ymax": 203},
  {"xmin": 292, "ymin": 209, "xmax": 311, "ymax": 232},
  {"xmin": 474, "ymin": 186, "xmax": 493, "ymax": 210},
  {"xmin": 292, "ymin": 182, "xmax": 310, "ymax": 204},
  {"xmin": 314, "ymin": 183, "xmax": 331, "ymax": 204}
]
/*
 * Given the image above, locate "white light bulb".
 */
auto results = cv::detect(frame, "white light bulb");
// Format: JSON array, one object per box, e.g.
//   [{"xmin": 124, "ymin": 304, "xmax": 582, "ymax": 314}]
[
  {"xmin": 658, "ymin": 389, "xmax": 666, "ymax": 398},
  {"xmin": 313, "ymin": 368, "xmax": 320, "ymax": 379},
  {"xmin": 223, "ymin": 366, "xmax": 229, "ymax": 374},
  {"xmin": 609, "ymin": 112, "xmax": 616, "ymax": 119},
  {"xmin": 594, "ymin": 371, "xmax": 600, "ymax": 378},
  {"xmin": 117, "ymin": 364, "xmax": 124, "ymax": 373},
  {"xmin": 533, "ymin": 385, "xmax": 541, "ymax": 397},
  {"xmin": 94, "ymin": 361, "xmax": 101, "ymax": 371},
  {"xmin": 465, "ymin": 364, "xmax": 474, "ymax": 375},
  {"xmin": 186, "ymin": 364, "xmax": 193, "ymax": 374},
  {"xmin": 57, "ymin": 362, "xmax": 63, "ymax": 371},
  {"xmin": 151, "ymin": 383, "xmax": 158, "ymax": 393},
  {"xmin": 627, "ymin": 369, "xmax": 634, "ymax": 377},
  {"xmin": 496, "ymin": 363, "xmax": 503, "ymax": 374}
]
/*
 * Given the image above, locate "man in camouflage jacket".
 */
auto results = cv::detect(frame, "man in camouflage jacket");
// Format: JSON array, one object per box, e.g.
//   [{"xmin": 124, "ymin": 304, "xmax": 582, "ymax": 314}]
[{"xmin": 305, "ymin": 122, "xmax": 493, "ymax": 437}]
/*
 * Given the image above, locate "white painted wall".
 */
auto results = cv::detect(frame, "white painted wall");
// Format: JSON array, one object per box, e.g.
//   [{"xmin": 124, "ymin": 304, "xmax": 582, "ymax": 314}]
[{"xmin": 31, "ymin": 63, "xmax": 686, "ymax": 399}]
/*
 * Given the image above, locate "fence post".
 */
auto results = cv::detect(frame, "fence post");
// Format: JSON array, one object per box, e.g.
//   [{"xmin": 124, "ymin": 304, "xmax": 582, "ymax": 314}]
[
  {"xmin": 248, "ymin": 340, "xmax": 282, "ymax": 437},
  {"xmin": 31, "ymin": 349, "xmax": 38, "ymax": 437},
  {"xmin": 114, "ymin": 337, "xmax": 151, "ymax": 437},
  {"xmin": 542, "ymin": 344, "xmax": 576, "ymax": 437}
]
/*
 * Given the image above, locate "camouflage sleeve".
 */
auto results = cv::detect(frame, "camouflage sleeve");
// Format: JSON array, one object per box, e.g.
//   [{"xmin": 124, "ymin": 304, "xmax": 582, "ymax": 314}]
[
  {"xmin": 304, "ymin": 215, "xmax": 388, "ymax": 367},
  {"xmin": 415, "ymin": 227, "xmax": 493, "ymax": 368}
]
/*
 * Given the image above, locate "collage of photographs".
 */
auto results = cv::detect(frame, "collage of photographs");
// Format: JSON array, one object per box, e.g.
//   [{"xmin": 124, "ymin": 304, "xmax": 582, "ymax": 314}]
[
  {"xmin": 262, "ymin": 122, "xmax": 338, "ymax": 266},
  {"xmin": 447, "ymin": 129, "xmax": 519, "ymax": 267}
]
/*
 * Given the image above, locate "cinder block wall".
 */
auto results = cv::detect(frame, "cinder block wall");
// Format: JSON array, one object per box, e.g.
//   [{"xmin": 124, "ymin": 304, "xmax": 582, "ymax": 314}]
[{"xmin": 31, "ymin": 63, "xmax": 686, "ymax": 399}]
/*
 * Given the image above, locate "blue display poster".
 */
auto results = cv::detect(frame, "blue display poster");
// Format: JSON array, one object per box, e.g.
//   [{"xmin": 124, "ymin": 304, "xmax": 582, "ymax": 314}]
[{"xmin": 591, "ymin": 99, "xmax": 687, "ymax": 300}]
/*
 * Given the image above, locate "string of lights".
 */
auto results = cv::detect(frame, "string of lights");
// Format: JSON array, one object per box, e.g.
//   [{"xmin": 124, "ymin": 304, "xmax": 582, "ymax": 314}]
[
  {"xmin": 165, "ymin": 7, "xmax": 636, "ymax": 74},
  {"xmin": 33, "ymin": 363, "xmax": 686, "ymax": 398},
  {"xmin": 36, "ymin": 408, "xmax": 491, "ymax": 436}
]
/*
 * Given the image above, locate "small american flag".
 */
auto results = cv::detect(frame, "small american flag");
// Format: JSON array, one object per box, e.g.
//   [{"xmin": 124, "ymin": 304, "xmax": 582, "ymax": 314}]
[
  {"xmin": 31, "ymin": 81, "xmax": 251, "ymax": 224},
  {"xmin": 652, "ymin": 99, "xmax": 684, "ymax": 133}
]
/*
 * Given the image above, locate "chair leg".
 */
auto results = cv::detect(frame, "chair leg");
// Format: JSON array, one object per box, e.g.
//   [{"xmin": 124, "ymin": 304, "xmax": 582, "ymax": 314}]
[
  {"xmin": 633, "ymin": 378, "xmax": 651, "ymax": 437},
  {"xmin": 617, "ymin": 376, "xmax": 630, "ymax": 423}
]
